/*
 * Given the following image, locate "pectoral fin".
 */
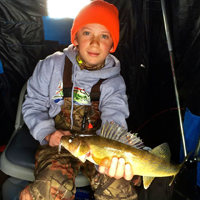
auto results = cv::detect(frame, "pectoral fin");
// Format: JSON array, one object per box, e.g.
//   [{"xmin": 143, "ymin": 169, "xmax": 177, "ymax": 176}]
[
  {"xmin": 143, "ymin": 176, "xmax": 155, "ymax": 189},
  {"xmin": 78, "ymin": 154, "xmax": 87, "ymax": 163}
]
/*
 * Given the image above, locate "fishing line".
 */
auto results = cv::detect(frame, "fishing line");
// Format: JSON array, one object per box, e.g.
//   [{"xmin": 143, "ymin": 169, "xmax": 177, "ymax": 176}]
[{"xmin": 133, "ymin": 107, "xmax": 185, "ymax": 134}]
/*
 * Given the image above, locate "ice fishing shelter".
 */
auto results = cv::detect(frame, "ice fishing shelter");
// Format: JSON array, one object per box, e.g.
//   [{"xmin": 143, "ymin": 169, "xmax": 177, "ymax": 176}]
[{"xmin": 1, "ymin": 0, "xmax": 200, "ymax": 199}]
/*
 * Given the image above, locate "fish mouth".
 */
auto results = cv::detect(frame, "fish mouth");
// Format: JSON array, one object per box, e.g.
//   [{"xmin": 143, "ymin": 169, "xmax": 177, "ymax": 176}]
[{"xmin": 58, "ymin": 142, "xmax": 62, "ymax": 154}]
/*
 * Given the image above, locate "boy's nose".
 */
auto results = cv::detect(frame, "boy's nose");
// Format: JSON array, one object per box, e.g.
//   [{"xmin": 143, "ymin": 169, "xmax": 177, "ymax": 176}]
[{"xmin": 90, "ymin": 37, "xmax": 100, "ymax": 46}]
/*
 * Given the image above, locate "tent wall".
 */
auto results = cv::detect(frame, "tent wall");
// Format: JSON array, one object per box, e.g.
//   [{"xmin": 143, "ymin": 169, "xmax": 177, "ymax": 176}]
[{"xmin": 1, "ymin": 0, "xmax": 200, "ymax": 163}]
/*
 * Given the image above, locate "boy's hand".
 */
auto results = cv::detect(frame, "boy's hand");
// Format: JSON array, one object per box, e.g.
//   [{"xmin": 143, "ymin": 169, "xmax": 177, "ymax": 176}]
[
  {"xmin": 99, "ymin": 157, "xmax": 133, "ymax": 180},
  {"xmin": 45, "ymin": 130, "xmax": 71, "ymax": 147}
]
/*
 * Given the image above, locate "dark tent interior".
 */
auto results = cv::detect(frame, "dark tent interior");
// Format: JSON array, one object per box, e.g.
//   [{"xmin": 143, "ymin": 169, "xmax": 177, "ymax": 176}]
[{"xmin": 1, "ymin": 0, "xmax": 200, "ymax": 199}]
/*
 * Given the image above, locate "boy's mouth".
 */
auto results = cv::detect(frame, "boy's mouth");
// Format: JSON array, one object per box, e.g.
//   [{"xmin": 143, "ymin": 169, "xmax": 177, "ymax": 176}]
[{"xmin": 88, "ymin": 52, "xmax": 99, "ymax": 57}]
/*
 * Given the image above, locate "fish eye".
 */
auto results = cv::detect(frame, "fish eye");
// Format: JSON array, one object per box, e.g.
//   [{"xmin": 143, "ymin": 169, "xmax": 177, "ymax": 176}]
[{"xmin": 69, "ymin": 138, "xmax": 73, "ymax": 143}]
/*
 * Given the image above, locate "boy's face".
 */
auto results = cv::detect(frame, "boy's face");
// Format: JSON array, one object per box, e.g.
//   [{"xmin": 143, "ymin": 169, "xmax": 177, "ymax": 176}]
[{"xmin": 74, "ymin": 23, "xmax": 114, "ymax": 67}]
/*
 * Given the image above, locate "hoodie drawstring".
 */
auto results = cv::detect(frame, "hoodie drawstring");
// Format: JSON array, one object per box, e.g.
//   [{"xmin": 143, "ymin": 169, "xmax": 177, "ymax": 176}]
[{"xmin": 70, "ymin": 70, "xmax": 75, "ymax": 129}]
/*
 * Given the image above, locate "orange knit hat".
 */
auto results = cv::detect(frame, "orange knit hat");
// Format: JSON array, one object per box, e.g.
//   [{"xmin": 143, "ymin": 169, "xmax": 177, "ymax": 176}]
[{"xmin": 71, "ymin": 0, "xmax": 119, "ymax": 53}]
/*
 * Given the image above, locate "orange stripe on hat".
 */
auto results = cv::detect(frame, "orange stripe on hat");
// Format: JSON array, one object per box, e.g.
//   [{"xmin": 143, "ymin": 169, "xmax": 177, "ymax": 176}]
[{"xmin": 71, "ymin": 0, "xmax": 119, "ymax": 53}]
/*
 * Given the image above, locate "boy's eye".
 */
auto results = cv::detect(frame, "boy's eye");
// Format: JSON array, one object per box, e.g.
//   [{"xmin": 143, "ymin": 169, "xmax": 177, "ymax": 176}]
[
  {"xmin": 83, "ymin": 31, "xmax": 90, "ymax": 35},
  {"xmin": 102, "ymin": 35, "xmax": 108, "ymax": 39}
]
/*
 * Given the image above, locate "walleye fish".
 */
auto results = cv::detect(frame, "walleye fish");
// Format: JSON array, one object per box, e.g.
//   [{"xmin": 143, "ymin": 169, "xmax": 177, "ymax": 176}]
[{"xmin": 59, "ymin": 121, "xmax": 190, "ymax": 189}]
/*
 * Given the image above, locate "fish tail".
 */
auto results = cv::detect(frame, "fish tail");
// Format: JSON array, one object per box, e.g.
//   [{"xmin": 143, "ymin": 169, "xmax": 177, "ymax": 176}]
[
  {"xmin": 169, "ymin": 151, "xmax": 192, "ymax": 186},
  {"xmin": 179, "ymin": 151, "xmax": 192, "ymax": 168}
]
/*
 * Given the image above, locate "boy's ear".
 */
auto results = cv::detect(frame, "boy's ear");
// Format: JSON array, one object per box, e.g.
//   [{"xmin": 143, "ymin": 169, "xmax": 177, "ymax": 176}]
[
  {"xmin": 74, "ymin": 35, "xmax": 79, "ymax": 46},
  {"xmin": 110, "ymin": 45, "xmax": 114, "ymax": 52}
]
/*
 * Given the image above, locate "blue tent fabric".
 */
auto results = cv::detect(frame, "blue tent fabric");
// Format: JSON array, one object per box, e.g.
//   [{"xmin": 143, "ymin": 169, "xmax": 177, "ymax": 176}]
[
  {"xmin": 0, "ymin": 61, "xmax": 4, "ymax": 74},
  {"xmin": 42, "ymin": 16, "xmax": 73, "ymax": 45},
  {"xmin": 180, "ymin": 108, "xmax": 200, "ymax": 187}
]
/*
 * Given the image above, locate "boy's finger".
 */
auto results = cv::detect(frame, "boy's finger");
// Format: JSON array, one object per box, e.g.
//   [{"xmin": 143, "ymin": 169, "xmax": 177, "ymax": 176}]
[
  {"xmin": 108, "ymin": 157, "xmax": 118, "ymax": 177},
  {"xmin": 124, "ymin": 164, "xmax": 133, "ymax": 181},
  {"xmin": 98, "ymin": 165, "xmax": 106, "ymax": 174},
  {"xmin": 115, "ymin": 158, "xmax": 125, "ymax": 179}
]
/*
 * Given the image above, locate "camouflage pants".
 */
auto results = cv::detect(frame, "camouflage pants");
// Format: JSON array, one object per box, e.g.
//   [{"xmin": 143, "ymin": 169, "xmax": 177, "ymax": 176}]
[{"xmin": 20, "ymin": 145, "xmax": 139, "ymax": 200}]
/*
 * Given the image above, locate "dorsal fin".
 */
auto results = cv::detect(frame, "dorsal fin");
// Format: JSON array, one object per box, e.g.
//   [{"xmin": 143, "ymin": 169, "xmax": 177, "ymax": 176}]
[
  {"xmin": 142, "ymin": 143, "xmax": 171, "ymax": 189},
  {"xmin": 100, "ymin": 121, "xmax": 144, "ymax": 149},
  {"xmin": 150, "ymin": 143, "xmax": 171, "ymax": 162}
]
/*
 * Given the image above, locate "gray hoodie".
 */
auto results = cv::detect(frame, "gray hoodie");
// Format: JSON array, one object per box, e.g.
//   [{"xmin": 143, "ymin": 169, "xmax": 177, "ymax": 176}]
[{"xmin": 22, "ymin": 44, "xmax": 129, "ymax": 145}]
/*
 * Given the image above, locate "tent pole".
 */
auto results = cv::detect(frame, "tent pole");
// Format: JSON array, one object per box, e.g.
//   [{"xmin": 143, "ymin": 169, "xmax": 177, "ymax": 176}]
[
  {"xmin": 194, "ymin": 134, "xmax": 200, "ymax": 159},
  {"xmin": 160, "ymin": 0, "xmax": 187, "ymax": 157}
]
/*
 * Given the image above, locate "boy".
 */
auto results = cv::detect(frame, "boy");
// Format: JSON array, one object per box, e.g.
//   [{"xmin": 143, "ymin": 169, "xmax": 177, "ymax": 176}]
[{"xmin": 20, "ymin": 1, "xmax": 139, "ymax": 199}]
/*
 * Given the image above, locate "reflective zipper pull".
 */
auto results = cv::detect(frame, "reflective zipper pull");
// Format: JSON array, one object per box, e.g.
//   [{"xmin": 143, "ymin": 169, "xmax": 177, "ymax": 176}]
[{"xmin": 87, "ymin": 117, "xmax": 93, "ymax": 129}]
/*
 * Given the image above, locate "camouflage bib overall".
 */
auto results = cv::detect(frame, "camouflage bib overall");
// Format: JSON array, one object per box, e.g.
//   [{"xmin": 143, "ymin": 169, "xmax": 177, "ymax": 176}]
[{"xmin": 20, "ymin": 57, "xmax": 139, "ymax": 200}]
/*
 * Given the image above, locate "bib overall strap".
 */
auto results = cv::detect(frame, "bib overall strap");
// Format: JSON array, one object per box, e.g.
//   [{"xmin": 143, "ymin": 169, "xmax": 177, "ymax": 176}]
[{"xmin": 63, "ymin": 56, "xmax": 106, "ymax": 99}]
